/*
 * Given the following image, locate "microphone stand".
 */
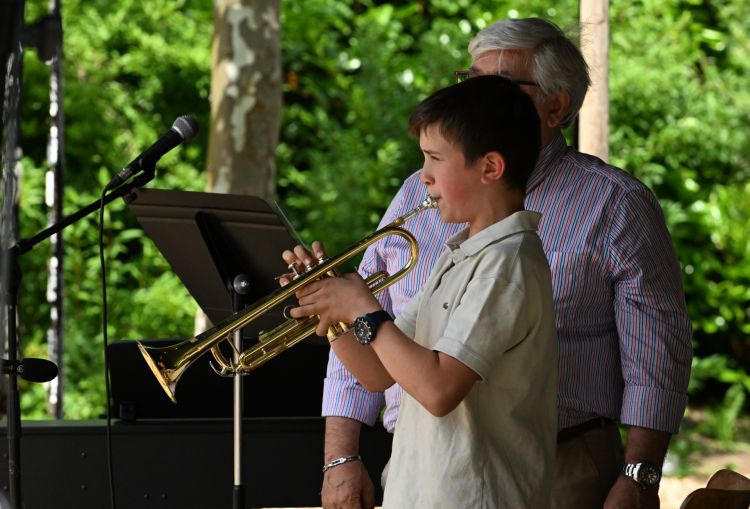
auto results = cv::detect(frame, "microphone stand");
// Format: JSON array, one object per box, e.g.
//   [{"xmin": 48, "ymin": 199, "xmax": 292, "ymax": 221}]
[{"xmin": 3, "ymin": 170, "xmax": 155, "ymax": 509}]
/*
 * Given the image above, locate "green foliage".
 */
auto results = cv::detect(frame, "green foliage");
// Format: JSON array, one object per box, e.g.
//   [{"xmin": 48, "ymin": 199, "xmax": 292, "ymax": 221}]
[
  {"xmin": 609, "ymin": 0, "xmax": 750, "ymax": 434},
  {"xmin": 17, "ymin": 0, "xmax": 212, "ymax": 419},
  {"xmin": 690, "ymin": 355, "xmax": 750, "ymax": 445},
  {"xmin": 12, "ymin": 0, "xmax": 750, "ymax": 442}
]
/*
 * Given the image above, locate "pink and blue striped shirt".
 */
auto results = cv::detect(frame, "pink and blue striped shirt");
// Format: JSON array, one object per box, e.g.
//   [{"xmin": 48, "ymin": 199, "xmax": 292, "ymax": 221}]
[{"xmin": 321, "ymin": 133, "xmax": 692, "ymax": 433}]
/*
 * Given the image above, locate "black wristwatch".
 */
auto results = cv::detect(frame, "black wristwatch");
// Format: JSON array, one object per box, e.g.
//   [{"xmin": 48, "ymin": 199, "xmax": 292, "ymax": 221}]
[
  {"xmin": 622, "ymin": 462, "xmax": 662, "ymax": 489},
  {"xmin": 353, "ymin": 310, "xmax": 393, "ymax": 345}
]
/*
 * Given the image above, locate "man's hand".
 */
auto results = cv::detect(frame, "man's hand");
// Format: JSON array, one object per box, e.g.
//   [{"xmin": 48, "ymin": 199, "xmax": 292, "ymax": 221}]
[
  {"xmin": 322, "ymin": 417, "xmax": 376, "ymax": 509},
  {"xmin": 604, "ymin": 426, "xmax": 668, "ymax": 508},
  {"xmin": 322, "ymin": 460, "xmax": 376, "ymax": 509},
  {"xmin": 604, "ymin": 475, "xmax": 659, "ymax": 509}
]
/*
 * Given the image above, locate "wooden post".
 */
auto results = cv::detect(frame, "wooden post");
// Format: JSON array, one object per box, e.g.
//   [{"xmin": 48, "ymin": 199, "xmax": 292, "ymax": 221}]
[{"xmin": 579, "ymin": 0, "xmax": 610, "ymax": 162}]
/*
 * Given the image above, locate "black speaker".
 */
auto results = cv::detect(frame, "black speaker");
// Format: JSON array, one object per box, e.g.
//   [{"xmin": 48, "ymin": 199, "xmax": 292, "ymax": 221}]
[{"xmin": 108, "ymin": 338, "xmax": 330, "ymax": 420}]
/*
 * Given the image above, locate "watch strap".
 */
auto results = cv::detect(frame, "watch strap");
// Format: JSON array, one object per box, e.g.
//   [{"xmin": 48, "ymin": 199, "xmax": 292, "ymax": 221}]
[
  {"xmin": 355, "ymin": 310, "xmax": 392, "ymax": 345},
  {"xmin": 367, "ymin": 310, "xmax": 393, "ymax": 329},
  {"xmin": 622, "ymin": 462, "xmax": 661, "ymax": 488}
]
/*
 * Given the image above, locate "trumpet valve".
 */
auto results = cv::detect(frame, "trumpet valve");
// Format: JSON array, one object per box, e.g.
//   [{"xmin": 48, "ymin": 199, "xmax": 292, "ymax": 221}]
[
  {"xmin": 287, "ymin": 262, "xmax": 303, "ymax": 279},
  {"xmin": 282, "ymin": 305, "xmax": 296, "ymax": 320}
]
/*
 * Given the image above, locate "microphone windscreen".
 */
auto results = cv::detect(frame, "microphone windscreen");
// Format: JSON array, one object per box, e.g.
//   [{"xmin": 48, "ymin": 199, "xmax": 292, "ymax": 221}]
[
  {"xmin": 20, "ymin": 358, "xmax": 59, "ymax": 383},
  {"xmin": 172, "ymin": 115, "xmax": 198, "ymax": 141}
]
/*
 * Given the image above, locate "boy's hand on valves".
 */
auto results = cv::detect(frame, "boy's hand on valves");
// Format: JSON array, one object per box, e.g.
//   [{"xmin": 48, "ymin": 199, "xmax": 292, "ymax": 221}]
[{"xmin": 278, "ymin": 241, "xmax": 327, "ymax": 286}]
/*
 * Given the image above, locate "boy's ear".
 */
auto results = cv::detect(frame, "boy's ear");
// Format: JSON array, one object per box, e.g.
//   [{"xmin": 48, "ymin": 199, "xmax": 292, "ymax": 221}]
[{"xmin": 480, "ymin": 152, "xmax": 506, "ymax": 184}]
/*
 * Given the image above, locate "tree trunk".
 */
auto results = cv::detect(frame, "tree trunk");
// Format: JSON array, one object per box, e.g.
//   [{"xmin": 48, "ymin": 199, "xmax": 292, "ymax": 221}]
[
  {"xmin": 207, "ymin": 0, "xmax": 281, "ymax": 198},
  {"xmin": 579, "ymin": 0, "xmax": 610, "ymax": 162}
]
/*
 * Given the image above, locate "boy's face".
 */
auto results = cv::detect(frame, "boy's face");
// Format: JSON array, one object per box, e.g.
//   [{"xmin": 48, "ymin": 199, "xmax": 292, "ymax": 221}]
[{"xmin": 418, "ymin": 124, "xmax": 483, "ymax": 225}]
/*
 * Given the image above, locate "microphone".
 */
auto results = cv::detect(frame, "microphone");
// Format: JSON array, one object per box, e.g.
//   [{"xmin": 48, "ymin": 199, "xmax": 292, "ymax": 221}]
[
  {"xmin": 1, "ymin": 358, "xmax": 59, "ymax": 383},
  {"xmin": 104, "ymin": 115, "xmax": 198, "ymax": 191}
]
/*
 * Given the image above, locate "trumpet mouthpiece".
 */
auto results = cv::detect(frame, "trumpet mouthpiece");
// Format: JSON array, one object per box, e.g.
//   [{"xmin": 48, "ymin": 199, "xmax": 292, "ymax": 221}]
[{"xmin": 423, "ymin": 196, "xmax": 437, "ymax": 209}]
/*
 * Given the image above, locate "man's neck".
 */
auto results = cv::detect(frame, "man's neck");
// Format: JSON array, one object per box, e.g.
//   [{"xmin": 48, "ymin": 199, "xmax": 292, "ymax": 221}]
[{"xmin": 540, "ymin": 126, "xmax": 562, "ymax": 148}]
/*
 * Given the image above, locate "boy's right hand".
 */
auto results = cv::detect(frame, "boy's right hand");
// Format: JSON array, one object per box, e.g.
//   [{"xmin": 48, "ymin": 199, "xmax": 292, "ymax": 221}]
[
  {"xmin": 322, "ymin": 460, "xmax": 375, "ymax": 509},
  {"xmin": 278, "ymin": 241, "xmax": 381, "ymax": 337}
]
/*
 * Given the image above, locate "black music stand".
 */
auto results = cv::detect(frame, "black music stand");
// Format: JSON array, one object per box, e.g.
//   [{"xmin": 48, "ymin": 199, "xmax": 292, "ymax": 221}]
[
  {"xmin": 124, "ymin": 188, "xmax": 328, "ymax": 509},
  {"xmin": 125, "ymin": 188, "xmax": 304, "ymax": 327}
]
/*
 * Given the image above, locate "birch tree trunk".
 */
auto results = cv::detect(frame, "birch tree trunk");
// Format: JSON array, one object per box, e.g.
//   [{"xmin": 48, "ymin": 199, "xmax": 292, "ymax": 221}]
[
  {"xmin": 207, "ymin": 0, "xmax": 281, "ymax": 198},
  {"xmin": 579, "ymin": 0, "xmax": 610, "ymax": 162}
]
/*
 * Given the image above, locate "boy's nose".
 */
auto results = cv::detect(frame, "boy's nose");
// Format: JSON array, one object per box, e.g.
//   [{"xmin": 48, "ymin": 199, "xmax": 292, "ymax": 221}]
[{"xmin": 420, "ymin": 169, "xmax": 433, "ymax": 186}]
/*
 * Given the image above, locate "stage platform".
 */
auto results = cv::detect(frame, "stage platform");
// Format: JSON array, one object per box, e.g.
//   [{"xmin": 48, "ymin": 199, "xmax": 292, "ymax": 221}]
[{"xmin": 0, "ymin": 417, "xmax": 392, "ymax": 508}]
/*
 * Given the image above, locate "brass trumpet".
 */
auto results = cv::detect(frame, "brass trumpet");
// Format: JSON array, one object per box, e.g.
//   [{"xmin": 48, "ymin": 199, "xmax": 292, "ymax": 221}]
[{"xmin": 138, "ymin": 196, "xmax": 437, "ymax": 403}]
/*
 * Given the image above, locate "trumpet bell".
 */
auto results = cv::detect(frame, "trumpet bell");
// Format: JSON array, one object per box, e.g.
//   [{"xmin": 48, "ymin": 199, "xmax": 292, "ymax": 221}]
[{"xmin": 137, "ymin": 341, "xmax": 187, "ymax": 403}]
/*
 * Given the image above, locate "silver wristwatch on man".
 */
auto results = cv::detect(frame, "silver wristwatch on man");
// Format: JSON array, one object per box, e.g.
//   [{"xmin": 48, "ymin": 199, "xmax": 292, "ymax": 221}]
[{"xmin": 622, "ymin": 462, "xmax": 662, "ymax": 489}]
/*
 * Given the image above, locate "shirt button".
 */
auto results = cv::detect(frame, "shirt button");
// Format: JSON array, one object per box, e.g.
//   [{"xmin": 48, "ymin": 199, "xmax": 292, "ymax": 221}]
[{"xmin": 442, "ymin": 302, "xmax": 449, "ymax": 309}]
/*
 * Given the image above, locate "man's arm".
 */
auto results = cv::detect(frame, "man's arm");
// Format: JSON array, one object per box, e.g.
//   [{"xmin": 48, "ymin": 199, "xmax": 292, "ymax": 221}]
[
  {"xmin": 606, "ymin": 187, "xmax": 692, "ymax": 508},
  {"xmin": 322, "ymin": 416, "xmax": 375, "ymax": 509},
  {"xmin": 610, "ymin": 187, "xmax": 693, "ymax": 431},
  {"xmin": 605, "ymin": 427, "xmax": 671, "ymax": 509}
]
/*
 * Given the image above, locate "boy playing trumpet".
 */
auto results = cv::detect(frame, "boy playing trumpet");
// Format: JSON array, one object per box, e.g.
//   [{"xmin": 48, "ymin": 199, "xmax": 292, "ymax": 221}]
[{"xmin": 282, "ymin": 75, "xmax": 557, "ymax": 508}]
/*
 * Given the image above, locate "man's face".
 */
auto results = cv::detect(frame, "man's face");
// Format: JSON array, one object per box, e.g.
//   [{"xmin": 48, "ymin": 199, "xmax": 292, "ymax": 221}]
[
  {"xmin": 471, "ymin": 49, "xmax": 537, "ymax": 87},
  {"xmin": 472, "ymin": 49, "xmax": 562, "ymax": 145}
]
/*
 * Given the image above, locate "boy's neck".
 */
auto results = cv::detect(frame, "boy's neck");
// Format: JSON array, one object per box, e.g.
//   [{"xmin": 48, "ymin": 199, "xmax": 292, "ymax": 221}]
[{"xmin": 467, "ymin": 193, "xmax": 525, "ymax": 238}]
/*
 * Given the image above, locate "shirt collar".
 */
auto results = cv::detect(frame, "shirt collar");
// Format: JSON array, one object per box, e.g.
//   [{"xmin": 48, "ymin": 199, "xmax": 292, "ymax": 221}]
[
  {"xmin": 445, "ymin": 210, "xmax": 541, "ymax": 263},
  {"xmin": 526, "ymin": 132, "xmax": 568, "ymax": 194}
]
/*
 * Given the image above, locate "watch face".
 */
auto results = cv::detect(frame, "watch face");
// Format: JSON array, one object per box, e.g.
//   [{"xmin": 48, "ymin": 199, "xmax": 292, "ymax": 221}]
[
  {"xmin": 638, "ymin": 464, "xmax": 661, "ymax": 487},
  {"xmin": 354, "ymin": 317, "xmax": 374, "ymax": 344}
]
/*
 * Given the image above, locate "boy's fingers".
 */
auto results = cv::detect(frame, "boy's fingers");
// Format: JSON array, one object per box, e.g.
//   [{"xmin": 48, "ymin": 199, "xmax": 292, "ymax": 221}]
[
  {"xmin": 311, "ymin": 240, "xmax": 327, "ymax": 260},
  {"xmin": 293, "ymin": 245, "xmax": 315, "ymax": 268},
  {"xmin": 281, "ymin": 249, "xmax": 296, "ymax": 264}
]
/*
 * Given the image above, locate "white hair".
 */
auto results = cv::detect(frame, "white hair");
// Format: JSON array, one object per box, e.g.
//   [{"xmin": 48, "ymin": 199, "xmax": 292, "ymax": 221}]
[{"xmin": 469, "ymin": 18, "xmax": 591, "ymax": 128}]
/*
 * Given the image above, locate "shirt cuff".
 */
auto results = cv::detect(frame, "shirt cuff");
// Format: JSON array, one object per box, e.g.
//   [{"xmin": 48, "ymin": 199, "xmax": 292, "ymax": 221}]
[
  {"xmin": 322, "ymin": 376, "xmax": 385, "ymax": 426},
  {"xmin": 620, "ymin": 384, "xmax": 688, "ymax": 434}
]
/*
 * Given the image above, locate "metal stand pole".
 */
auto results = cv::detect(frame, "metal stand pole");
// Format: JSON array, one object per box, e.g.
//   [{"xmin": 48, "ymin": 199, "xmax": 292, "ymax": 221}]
[
  {"xmin": 232, "ymin": 327, "xmax": 245, "ymax": 509},
  {"xmin": 231, "ymin": 274, "xmax": 250, "ymax": 509},
  {"xmin": 6, "ymin": 259, "xmax": 23, "ymax": 507}
]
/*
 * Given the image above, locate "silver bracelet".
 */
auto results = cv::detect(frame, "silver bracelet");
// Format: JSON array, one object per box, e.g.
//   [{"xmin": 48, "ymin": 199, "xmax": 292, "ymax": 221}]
[{"xmin": 322, "ymin": 454, "xmax": 362, "ymax": 473}]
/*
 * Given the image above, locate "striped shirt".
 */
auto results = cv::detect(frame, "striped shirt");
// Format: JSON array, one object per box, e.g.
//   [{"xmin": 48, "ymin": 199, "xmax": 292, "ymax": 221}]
[{"xmin": 321, "ymin": 133, "xmax": 692, "ymax": 433}]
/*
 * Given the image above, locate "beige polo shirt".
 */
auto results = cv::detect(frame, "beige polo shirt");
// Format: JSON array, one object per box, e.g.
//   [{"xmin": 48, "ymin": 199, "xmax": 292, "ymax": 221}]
[{"xmin": 384, "ymin": 210, "xmax": 557, "ymax": 509}]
